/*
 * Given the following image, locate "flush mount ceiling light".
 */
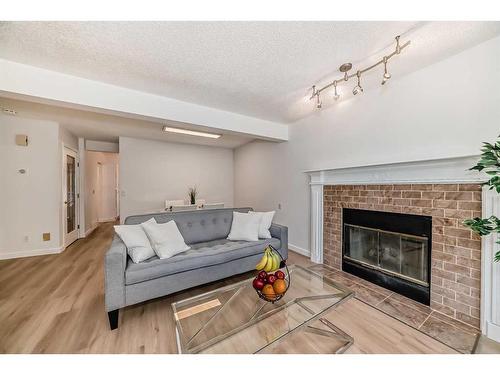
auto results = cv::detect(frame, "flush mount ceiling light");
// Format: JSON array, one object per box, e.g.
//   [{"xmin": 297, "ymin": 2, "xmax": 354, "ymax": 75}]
[
  {"xmin": 309, "ymin": 35, "xmax": 410, "ymax": 109},
  {"xmin": 162, "ymin": 126, "xmax": 221, "ymax": 139}
]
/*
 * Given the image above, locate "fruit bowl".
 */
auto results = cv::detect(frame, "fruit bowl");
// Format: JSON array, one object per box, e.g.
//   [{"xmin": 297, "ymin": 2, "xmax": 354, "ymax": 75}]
[{"xmin": 253, "ymin": 245, "xmax": 290, "ymax": 303}]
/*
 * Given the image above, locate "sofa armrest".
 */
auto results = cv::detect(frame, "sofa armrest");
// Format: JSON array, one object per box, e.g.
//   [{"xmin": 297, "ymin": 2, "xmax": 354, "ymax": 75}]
[
  {"xmin": 270, "ymin": 223, "xmax": 288, "ymax": 260},
  {"xmin": 104, "ymin": 235, "xmax": 127, "ymax": 312}
]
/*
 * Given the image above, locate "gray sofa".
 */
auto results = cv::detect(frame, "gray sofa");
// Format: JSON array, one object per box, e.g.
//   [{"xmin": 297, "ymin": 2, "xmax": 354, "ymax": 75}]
[{"xmin": 105, "ymin": 207, "xmax": 288, "ymax": 329}]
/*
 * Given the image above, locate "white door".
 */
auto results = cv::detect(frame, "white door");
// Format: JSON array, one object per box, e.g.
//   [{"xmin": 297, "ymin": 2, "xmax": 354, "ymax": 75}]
[
  {"xmin": 63, "ymin": 147, "xmax": 79, "ymax": 246},
  {"xmin": 98, "ymin": 162, "xmax": 117, "ymax": 222}
]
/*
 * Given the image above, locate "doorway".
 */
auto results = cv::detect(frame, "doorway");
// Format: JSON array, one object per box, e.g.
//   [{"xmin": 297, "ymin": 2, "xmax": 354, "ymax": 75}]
[
  {"xmin": 83, "ymin": 151, "xmax": 119, "ymax": 234},
  {"xmin": 97, "ymin": 161, "xmax": 119, "ymax": 222},
  {"xmin": 63, "ymin": 147, "xmax": 79, "ymax": 247}
]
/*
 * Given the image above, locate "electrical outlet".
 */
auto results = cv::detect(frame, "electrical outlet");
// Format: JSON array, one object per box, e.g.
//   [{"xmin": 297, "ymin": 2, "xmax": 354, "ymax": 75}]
[
  {"xmin": 24, "ymin": 235, "xmax": 29, "ymax": 243},
  {"xmin": 42, "ymin": 233, "xmax": 51, "ymax": 241}
]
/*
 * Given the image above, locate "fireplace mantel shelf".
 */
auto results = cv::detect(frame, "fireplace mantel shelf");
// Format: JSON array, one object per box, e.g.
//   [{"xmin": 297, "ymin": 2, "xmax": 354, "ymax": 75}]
[{"xmin": 305, "ymin": 155, "xmax": 484, "ymax": 186}]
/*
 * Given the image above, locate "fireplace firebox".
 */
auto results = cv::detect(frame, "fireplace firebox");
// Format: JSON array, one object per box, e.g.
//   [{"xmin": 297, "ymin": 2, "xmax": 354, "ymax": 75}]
[{"xmin": 342, "ymin": 208, "xmax": 432, "ymax": 305}]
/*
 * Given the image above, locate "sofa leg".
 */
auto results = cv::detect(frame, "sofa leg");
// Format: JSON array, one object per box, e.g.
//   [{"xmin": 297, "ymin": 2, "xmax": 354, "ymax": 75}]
[{"xmin": 108, "ymin": 309, "xmax": 119, "ymax": 330}]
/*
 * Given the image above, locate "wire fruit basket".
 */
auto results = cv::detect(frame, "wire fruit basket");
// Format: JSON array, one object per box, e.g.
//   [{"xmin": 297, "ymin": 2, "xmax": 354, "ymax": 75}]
[{"xmin": 253, "ymin": 245, "xmax": 291, "ymax": 303}]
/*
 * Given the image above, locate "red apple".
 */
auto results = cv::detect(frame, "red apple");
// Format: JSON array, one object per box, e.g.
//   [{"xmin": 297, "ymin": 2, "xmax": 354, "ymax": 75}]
[
  {"xmin": 275, "ymin": 270, "xmax": 285, "ymax": 280},
  {"xmin": 267, "ymin": 274, "xmax": 278, "ymax": 284},
  {"xmin": 253, "ymin": 278, "xmax": 265, "ymax": 290},
  {"xmin": 257, "ymin": 271, "xmax": 267, "ymax": 280}
]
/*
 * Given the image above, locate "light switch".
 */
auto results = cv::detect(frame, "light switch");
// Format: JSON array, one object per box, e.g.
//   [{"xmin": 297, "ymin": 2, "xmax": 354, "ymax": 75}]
[{"xmin": 15, "ymin": 134, "xmax": 28, "ymax": 146}]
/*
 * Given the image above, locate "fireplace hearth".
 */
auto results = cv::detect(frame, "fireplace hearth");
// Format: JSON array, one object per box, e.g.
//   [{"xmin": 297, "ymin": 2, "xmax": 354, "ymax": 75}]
[{"xmin": 342, "ymin": 208, "xmax": 432, "ymax": 305}]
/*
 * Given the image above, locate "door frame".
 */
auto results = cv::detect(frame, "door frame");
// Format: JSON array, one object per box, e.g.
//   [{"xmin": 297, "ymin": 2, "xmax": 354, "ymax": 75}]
[{"xmin": 62, "ymin": 145, "xmax": 80, "ymax": 248}]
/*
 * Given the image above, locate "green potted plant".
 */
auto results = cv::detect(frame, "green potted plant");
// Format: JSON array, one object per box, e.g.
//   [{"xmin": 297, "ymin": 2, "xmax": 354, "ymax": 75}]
[
  {"xmin": 188, "ymin": 186, "xmax": 198, "ymax": 205},
  {"xmin": 463, "ymin": 136, "xmax": 500, "ymax": 262}
]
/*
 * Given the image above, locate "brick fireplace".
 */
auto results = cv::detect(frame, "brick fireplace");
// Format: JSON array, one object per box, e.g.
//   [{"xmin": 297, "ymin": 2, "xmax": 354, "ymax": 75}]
[{"xmin": 323, "ymin": 183, "xmax": 482, "ymax": 328}]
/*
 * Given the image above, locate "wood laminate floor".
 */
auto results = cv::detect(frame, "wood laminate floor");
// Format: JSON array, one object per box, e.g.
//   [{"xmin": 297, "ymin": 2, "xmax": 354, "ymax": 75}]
[{"xmin": 0, "ymin": 222, "xmax": 481, "ymax": 354}]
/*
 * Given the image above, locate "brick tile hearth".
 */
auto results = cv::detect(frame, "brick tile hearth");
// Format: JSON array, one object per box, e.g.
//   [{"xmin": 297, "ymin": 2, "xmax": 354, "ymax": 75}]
[
  {"xmin": 323, "ymin": 183, "xmax": 482, "ymax": 329},
  {"xmin": 308, "ymin": 263, "xmax": 479, "ymax": 353}
]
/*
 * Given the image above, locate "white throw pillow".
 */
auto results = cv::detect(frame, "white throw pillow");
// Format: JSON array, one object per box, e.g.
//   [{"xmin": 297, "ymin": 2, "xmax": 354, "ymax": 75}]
[
  {"xmin": 141, "ymin": 218, "xmax": 190, "ymax": 259},
  {"xmin": 114, "ymin": 224, "xmax": 156, "ymax": 263},
  {"xmin": 227, "ymin": 211, "xmax": 261, "ymax": 242},
  {"xmin": 249, "ymin": 211, "xmax": 275, "ymax": 239}
]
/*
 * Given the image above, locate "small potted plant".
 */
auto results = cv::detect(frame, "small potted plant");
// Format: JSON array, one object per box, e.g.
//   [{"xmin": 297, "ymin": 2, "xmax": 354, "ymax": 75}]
[{"xmin": 188, "ymin": 186, "xmax": 198, "ymax": 205}]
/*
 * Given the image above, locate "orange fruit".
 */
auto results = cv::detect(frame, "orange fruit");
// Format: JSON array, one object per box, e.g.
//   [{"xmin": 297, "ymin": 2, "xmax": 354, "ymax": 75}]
[
  {"xmin": 273, "ymin": 279, "xmax": 287, "ymax": 294},
  {"xmin": 262, "ymin": 284, "xmax": 276, "ymax": 299}
]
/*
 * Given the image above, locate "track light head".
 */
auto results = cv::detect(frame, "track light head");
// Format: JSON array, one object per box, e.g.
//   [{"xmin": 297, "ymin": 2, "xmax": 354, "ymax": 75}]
[
  {"xmin": 316, "ymin": 93, "xmax": 322, "ymax": 109},
  {"xmin": 310, "ymin": 85, "xmax": 317, "ymax": 98},
  {"xmin": 395, "ymin": 35, "xmax": 401, "ymax": 54},
  {"xmin": 333, "ymin": 81, "xmax": 340, "ymax": 100},
  {"xmin": 352, "ymin": 86, "xmax": 363, "ymax": 95},
  {"xmin": 381, "ymin": 56, "xmax": 392, "ymax": 85},
  {"xmin": 353, "ymin": 71, "xmax": 363, "ymax": 95}
]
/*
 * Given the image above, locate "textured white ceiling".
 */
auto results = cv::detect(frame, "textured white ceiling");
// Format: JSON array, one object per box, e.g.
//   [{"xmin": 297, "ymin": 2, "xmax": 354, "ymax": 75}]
[{"xmin": 1, "ymin": 21, "xmax": 499, "ymax": 123}]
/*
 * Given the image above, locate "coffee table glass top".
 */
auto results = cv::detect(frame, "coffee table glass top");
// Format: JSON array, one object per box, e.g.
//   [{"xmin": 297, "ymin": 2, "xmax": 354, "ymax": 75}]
[{"xmin": 172, "ymin": 265, "xmax": 353, "ymax": 354}]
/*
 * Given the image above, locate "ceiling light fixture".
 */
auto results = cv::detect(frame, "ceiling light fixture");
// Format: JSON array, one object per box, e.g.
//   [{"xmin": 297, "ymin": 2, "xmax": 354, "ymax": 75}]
[
  {"xmin": 352, "ymin": 71, "xmax": 363, "ymax": 95},
  {"xmin": 309, "ymin": 35, "xmax": 410, "ymax": 109},
  {"xmin": 310, "ymin": 85, "xmax": 322, "ymax": 109},
  {"xmin": 340, "ymin": 63, "xmax": 352, "ymax": 81},
  {"xmin": 381, "ymin": 56, "xmax": 391, "ymax": 85},
  {"xmin": 316, "ymin": 93, "xmax": 322, "ymax": 109},
  {"xmin": 333, "ymin": 80, "xmax": 340, "ymax": 101},
  {"xmin": 162, "ymin": 126, "xmax": 221, "ymax": 139}
]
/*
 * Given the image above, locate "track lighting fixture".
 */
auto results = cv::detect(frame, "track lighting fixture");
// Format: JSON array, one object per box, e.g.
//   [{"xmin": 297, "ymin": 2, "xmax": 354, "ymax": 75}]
[
  {"xmin": 340, "ymin": 63, "xmax": 352, "ymax": 81},
  {"xmin": 333, "ymin": 80, "xmax": 340, "ymax": 100},
  {"xmin": 316, "ymin": 93, "xmax": 322, "ymax": 109},
  {"xmin": 352, "ymin": 71, "xmax": 363, "ymax": 95},
  {"xmin": 381, "ymin": 56, "xmax": 391, "ymax": 85},
  {"xmin": 309, "ymin": 35, "xmax": 410, "ymax": 109},
  {"xmin": 395, "ymin": 35, "xmax": 401, "ymax": 54},
  {"xmin": 310, "ymin": 85, "xmax": 322, "ymax": 109}
]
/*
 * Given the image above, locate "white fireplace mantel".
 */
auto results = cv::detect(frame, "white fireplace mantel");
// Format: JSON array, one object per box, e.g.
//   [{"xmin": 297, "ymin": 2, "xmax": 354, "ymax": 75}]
[
  {"xmin": 306, "ymin": 155, "xmax": 483, "ymax": 186},
  {"xmin": 306, "ymin": 155, "xmax": 484, "ymax": 264},
  {"xmin": 305, "ymin": 155, "xmax": 500, "ymax": 341}
]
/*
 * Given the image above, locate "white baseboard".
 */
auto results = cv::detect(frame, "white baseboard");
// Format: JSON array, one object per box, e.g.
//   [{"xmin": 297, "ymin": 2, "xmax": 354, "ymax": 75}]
[
  {"xmin": 0, "ymin": 246, "xmax": 63, "ymax": 260},
  {"xmin": 84, "ymin": 223, "xmax": 99, "ymax": 237},
  {"xmin": 289, "ymin": 243, "xmax": 311, "ymax": 257},
  {"xmin": 98, "ymin": 217, "xmax": 117, "ymax": 223},
  {"xmin": 485, "ymin": 321, "xmax": 500, "ymax": 343}
]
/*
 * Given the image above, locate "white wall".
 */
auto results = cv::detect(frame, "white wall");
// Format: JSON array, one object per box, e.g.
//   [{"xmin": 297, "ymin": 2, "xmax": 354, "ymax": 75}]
[
  {"xmin": 0, "ymin": 115, "xmax": 63, "ymax": 258},
  {"xmin": 234, "ymin": 35, "xmax": 500, "ymax": 252},
  {"xmin": 84, "ymin": 151, "xmax": 119, "ymax": 234},
  {"xmin": 119, "ymin": 136, "xmax": 234, "ymax": 221},
  {"xmin": 85, "ymin": 140, "xmax": 119, "ymax": 153}
]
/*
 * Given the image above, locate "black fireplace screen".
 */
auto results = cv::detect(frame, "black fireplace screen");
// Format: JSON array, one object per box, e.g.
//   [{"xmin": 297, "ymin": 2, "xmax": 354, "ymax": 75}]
[{"xmin": 342, "ymin": 208, "xmax": 432, "ymax": 305}]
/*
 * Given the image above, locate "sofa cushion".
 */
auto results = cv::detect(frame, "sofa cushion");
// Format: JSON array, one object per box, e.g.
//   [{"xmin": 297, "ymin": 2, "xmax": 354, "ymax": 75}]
[
  {"xmin": 125, "ymin": 237, "xmax": 280, "ymax": 285},
  {"xmin": 124, "ymin": 207, "xmax": 252, "ymax": 244}
]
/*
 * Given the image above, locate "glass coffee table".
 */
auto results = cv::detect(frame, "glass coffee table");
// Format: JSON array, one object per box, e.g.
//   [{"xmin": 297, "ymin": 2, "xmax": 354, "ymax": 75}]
[{"xmin": 172, "ymin": 265, "xmax": 354, "ymax": 354}]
